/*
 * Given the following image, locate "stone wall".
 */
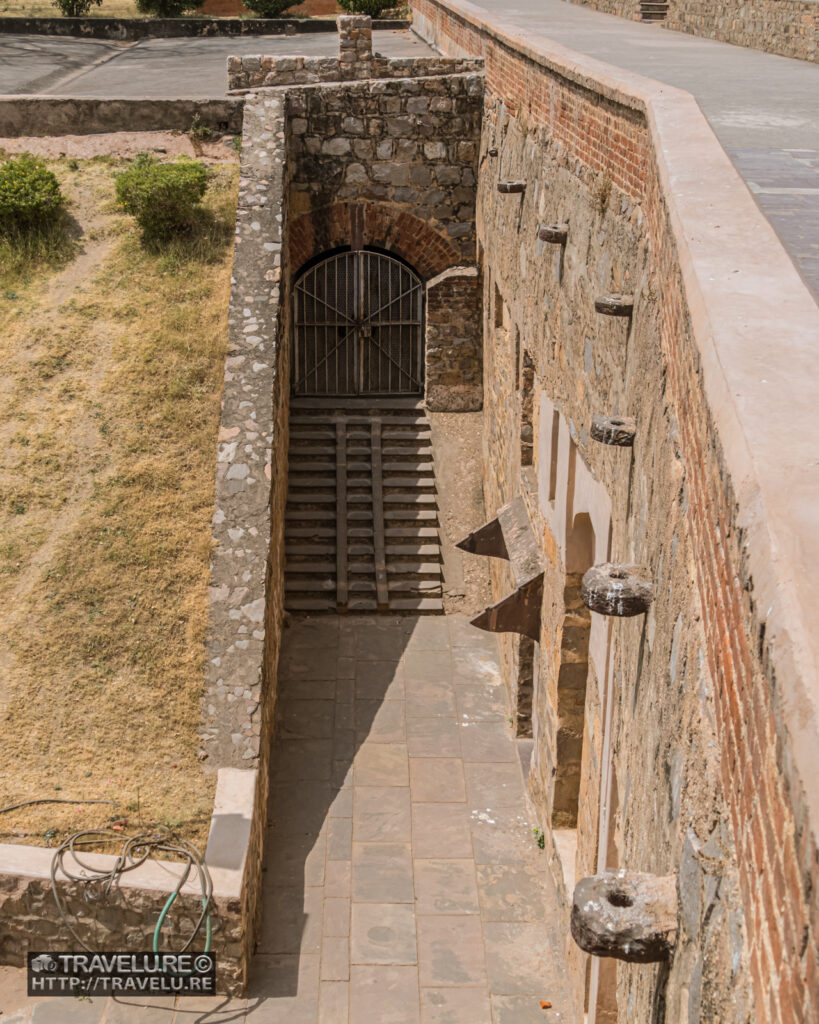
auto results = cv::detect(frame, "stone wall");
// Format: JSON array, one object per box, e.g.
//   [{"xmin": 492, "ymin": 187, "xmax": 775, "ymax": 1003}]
[
  {"xmin": 664, "ymin": 0, "xmax": 817, "ymax": 63},
  {"xmin": 0, "ymin": 769, "xmax": 255, "ymax": 994},
  {"xmin": 0, "ymin": 97, "xmax": 243, "ymax": 138},
  {"xmin": 425, "ymin": 266, "xmax": 483, "ymax": 411},
  {"xmin": 413, "ymin": 1, "xmax": 819, "ymax": 1022},
  {"xmin": 200, "ymin": 90, "xmax": 292, "ymax": 985},
  {"xmin": 0, "ymin": 93, "xmax": 290, "ymax": 997},
  {"xmin": 284, "ymin": 67, "xmax": 483, "ymax": 409},
  {"xmin": 562, "ymin": 0, "xmax": 817, "ymax": 62},
  {"xmin": 0, "ymin": 14, "xmax": 406, "ymax": 39}
]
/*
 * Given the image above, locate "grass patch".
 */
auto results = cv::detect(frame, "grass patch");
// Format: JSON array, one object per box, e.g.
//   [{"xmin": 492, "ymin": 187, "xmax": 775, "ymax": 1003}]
[
  {"xmin": 0, "ymin": 216, "xmax": 77, "ymax": 288},
  {"xmin": 0, "ymin": 157, "xmax": 237, "ymax": 850}
]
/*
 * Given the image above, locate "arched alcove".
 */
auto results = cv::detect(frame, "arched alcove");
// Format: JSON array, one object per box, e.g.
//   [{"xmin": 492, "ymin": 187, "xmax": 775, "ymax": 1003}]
[{"xmin": 553, "ymin": 512, "xmax": 595, "ymax": 827}]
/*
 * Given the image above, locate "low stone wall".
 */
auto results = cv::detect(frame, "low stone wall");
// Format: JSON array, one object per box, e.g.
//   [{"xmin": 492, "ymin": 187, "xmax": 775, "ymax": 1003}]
[
  {"xmin": 0, "ymin": 97, "xmax": 243, "ymax": 138},
  {"xmin": 228, "ymin": 53, "xmax": 481, "ymax": 90},
  {"xmin": 0, "ymin": 15, "xmax": 408, "ymax": 39},
  {"xmin": 664, "ymin": 0, "xmax": 817, "ymax": 63},
  {"xmin": 563, "ymin": 0, "xmax": 817, "ymax": 62},
  {"xmin": 198, "ymin": 89, "xmax": 292, "ymax": 982},
  {"xmin": 0, "ymin": 769, "xmax": 255, "ymax": 994}
]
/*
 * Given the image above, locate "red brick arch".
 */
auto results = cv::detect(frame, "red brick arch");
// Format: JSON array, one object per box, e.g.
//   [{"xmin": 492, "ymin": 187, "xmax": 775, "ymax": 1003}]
[{"xmin": 288, "ymin": 202, "xmax": 463, "ymax": 282}]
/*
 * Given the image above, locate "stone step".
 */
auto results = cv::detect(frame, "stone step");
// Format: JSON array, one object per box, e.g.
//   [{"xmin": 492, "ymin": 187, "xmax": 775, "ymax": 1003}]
[
  {"xmin": 387, "ymin": 562, "xmax": 442, "ymax": 575},
  {"xmin": 385, "ymin": 544, "xmax": 441, "ymax": 557},
  {"xmin": 389, "ymin": 597, "xmax": 444, "ymax": 612}
]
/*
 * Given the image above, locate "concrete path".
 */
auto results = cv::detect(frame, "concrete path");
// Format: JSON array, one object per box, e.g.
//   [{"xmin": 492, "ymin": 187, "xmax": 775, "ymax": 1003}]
[
  {"xmin": 0, "ymin": 29, "xmax": 433, "ymax": 97},
  {"xmin": 0, "ymin": 614, "xmax": 574, "ymax": 1023},
  {"xmin": 444, "ymin": 0, "xmax": 819, "ymax": 299}
]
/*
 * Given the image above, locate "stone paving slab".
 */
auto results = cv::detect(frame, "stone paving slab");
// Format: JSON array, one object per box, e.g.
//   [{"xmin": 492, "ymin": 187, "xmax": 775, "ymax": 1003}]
[{"xmin": 0, "ymin": 615, "xmax": 575, "ymax": 1023}]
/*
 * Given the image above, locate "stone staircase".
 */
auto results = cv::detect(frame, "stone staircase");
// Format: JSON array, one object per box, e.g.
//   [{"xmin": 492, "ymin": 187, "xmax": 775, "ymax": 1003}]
[
  {"xmin": 639, "ymin": 0, "xmax": 669, "ymax": 20},
  {"xmin": 284, "ymin": 400, "xmax": 444, "ymax": 614}
]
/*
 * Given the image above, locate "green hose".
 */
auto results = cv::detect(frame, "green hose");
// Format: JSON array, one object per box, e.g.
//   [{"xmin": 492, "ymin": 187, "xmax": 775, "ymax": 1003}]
[{"xmin": 153, "ymin": 891, "xmax": 212, "ymax": 954}]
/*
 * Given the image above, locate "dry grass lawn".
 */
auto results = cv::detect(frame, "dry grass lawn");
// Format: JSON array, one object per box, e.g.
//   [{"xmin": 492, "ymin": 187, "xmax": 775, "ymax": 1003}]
[
  {"xmin": 0, "ymin": 153, "xmax": 238, "ymax": 850},
  {"xmin": 0, "ymin": 0, "xmax": 140, "ymax": 15}
]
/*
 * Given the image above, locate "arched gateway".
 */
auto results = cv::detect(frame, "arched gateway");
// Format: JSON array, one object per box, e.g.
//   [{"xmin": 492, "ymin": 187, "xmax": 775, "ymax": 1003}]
[{"xmin": 292, "ymin": 249, "xmax": 424, "ymax": 397}]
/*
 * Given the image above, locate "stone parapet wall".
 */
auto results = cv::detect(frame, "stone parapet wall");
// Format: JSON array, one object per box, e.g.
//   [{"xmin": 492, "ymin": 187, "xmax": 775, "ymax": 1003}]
[
  {"xmin": 0, "ymin": 97, "xmax": 243, "ymax": 138},
  {"xmin": 0, "ymin": 15, "xmax": 408, "ymax": 39},
  {"xmin": 413, "ymin": 0, "xmax": 819, "ymax": 1021},
  {"xmin": 664, "ymin": 0, "xmax": 817, "ymax": 63},
  {"xmin": 565, "ymin": 0, "xmax": 818, "ymax": 62},
  {"xmin": 200, "ymin": 90, "xmax": 292, "ymax": 982},
  {"xmin": 227, "ymin": 53, "xmax": 483, "ymax": 91}
]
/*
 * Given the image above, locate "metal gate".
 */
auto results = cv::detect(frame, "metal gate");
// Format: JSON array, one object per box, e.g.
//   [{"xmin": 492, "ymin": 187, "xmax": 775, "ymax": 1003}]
[{"xmin": 293, "ymin": 250, "xmax": 424, "ymax": 396}]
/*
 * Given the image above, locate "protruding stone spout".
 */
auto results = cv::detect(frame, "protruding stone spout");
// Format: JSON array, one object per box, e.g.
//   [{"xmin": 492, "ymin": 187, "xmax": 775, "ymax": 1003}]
[
  {"xmin": 456, "ymin": 518, "xmax": 508, "ymax": 560},
  {"xmin": 582, "ymin": 563, "xmax": 653, "ymax": 616},
  {"xmin": 594, "ymin": 293, "xmax": 633, "ymax": 317},
  {"xmin": 571, "ymin": 871, "xmax": 677, "ymax": 963},
  {"xmin": 458, "ymin": 497, "xmax": 543, "ymax": 641},
  {"xmin": 538, "ymin": 223, "xmax": 568, "ymax": 244},
  {"xmin": 497, "ymin": 181, "xmax": 526, "ymax": 194},
  {"xmin": 590, "ymin": 414, "xmax": 636, "ymax": 447}
]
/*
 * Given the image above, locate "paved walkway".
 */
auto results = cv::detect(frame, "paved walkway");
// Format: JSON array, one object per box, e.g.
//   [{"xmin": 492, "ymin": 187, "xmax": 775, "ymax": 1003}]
[
  {"xmin": 0, "ymin": 29, "xmax": 433, "ymax": 97},
  {"xmin": 0, "ymin": 614, "xmax": 574, "ymax": 1023},
  {"xmin": 449, "ymin": 0, "xmax": 819, "ymax": 299}
]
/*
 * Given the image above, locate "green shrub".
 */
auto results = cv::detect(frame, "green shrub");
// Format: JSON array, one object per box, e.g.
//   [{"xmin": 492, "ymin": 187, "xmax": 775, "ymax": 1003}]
[
  {"xmin": 52, "ymin": 0, "xmax": 103, "ymax": 15},
  {"xmin": 115, "ymin": 155, "xmax": 211, "ymax": 241},
  {"xmin": 242, "ymin": 0, "xmax": 301, "ymax": 14},
  {"xmin": 337, "ymin": 0, "xmax": 389, "ymax": 15},
  {"xmin": 52, "ymin": 0, "xmax": 103, "ymax": 14},
  {"xmin": 0, "ymin": 155, "xmax": 65, "ymax": 234},
  {"xmin": 134, "ymin": 0, "xmax": 200, "ymax": 17}
]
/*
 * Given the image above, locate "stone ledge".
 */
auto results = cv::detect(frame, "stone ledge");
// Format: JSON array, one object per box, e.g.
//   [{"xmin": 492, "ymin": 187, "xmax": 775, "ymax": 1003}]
[{"xmin": 227, "ymin": 53, "xmax": 483, "ymax": 91}]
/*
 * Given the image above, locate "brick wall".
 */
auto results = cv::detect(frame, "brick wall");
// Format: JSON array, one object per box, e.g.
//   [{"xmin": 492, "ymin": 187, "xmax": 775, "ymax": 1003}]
[{"xmin": 413, "ymin": 0, "xmax": 817, "ymax": 1021}]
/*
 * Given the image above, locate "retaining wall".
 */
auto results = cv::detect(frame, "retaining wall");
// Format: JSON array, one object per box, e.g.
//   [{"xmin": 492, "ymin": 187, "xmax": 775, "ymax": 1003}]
[
  {"xmin": 0, "ymin": 15, "xmax": 407, "ymax": 39},
  {"xmin": 563, "ymin": 0, "xmax": 818, "ymax": 63},
  {"xmin": 0, "ymin": 97, "xmax": 243, "ymax": 138},
  {"xmin": 413, "ymin": 0, "xmax": 819, "ymax": 1021}
]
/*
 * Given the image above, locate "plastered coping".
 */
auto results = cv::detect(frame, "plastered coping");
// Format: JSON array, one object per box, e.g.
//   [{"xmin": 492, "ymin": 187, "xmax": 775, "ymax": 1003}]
[
  {"xmin": 413, "ymin": 0, "xmax": 819, "ymax": 842},
  {"xmin": 0, "ymin": 768, "xmax": 256, "ymax": 900},
  {"xmin": 427, "ymin": 264, "xmax": 479, "ymax": 288}
]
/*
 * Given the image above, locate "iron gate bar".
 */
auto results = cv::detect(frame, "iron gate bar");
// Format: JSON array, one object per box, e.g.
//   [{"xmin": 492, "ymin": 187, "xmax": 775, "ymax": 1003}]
[{"xmin": 293, "ymin": 250, "xmax": 424, "ymax": 397}]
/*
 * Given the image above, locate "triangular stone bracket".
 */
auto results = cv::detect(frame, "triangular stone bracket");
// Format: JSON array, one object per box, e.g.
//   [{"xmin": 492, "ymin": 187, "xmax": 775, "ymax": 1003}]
[{"xmin": 457, "ymin": 496, "xmax": 543, "ymax": 641}]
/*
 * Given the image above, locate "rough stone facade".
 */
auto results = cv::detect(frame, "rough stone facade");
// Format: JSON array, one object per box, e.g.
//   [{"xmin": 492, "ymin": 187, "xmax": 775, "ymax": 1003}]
[
  {"xmin": 283, "ymin": 65, "xmax": 484, "ymax": 410},
  {"xmin": 563, "ymin": 0, "xmax": 817, "ymax": 62},
  {"xmin": 227, "ymin": 16, "xmax": 482, "ymax": 91},
  {"xmin": 0, "ymin": 14, "xmax": 406, "ymax": 39},
  {"xmin": 663, "ymin": 0, "xmax": 817, "ymax": 63},
  {"xmin": 199, "ymin": 90, "xmax": 292, "ymax": 984},
  {"xmin": 413, "ymin": 1, "xmax": 819, "ymax": 1022},
  {"xmin": 0, "ymin": 98, "xmax": 243, "ymax": 139},
  {"xmin": 425, "ymin": 266, "xmax": 483, "ymax": 411},
  {"xmin": 0, "ymin": 876, "xmax": 243, "ymax": 991}
]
